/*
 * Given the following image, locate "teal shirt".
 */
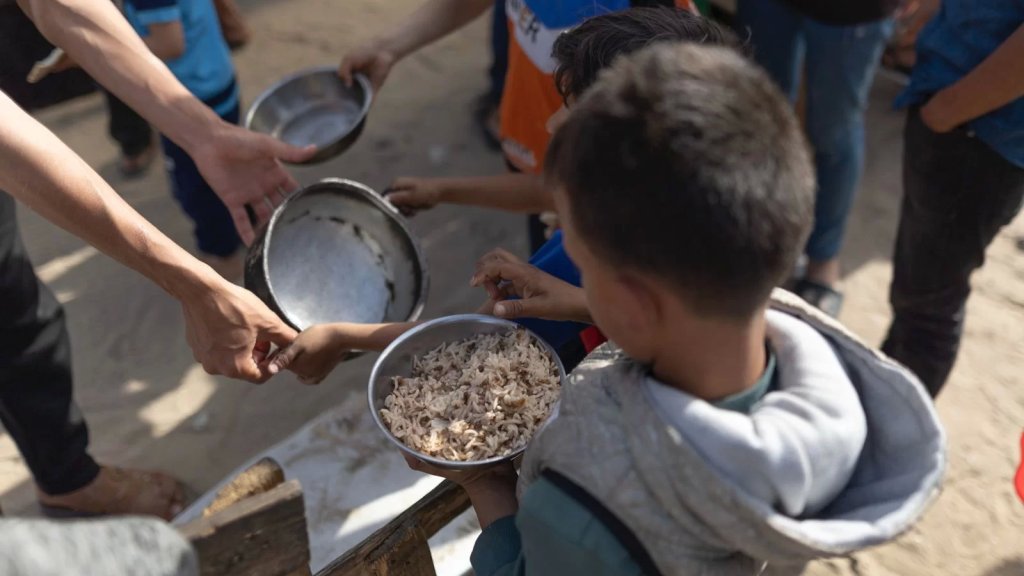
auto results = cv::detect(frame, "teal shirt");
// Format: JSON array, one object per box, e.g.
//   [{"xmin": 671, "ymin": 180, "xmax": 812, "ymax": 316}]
[{"xmin": 471, "ymin": 350, "xmax": 778, "ymax": 575}]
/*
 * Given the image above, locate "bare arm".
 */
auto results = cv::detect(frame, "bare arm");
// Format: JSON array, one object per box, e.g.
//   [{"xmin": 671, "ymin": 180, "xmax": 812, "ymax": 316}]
[
  {"xmin": 387, "ymin": 173, "xmax": 555, "ymax": 215},
  {"xmin": 16, "ymin": 0, "xmax": 317, "ymax": 244},
  {"xmin": 18, "ymin": 0, "xmax": 217, "ymax": 154},
  {"xmin": 921, "ymin": 23, "xmax": 1024, "ymax": 132},
  {"xmin": 0, "ymin": 91, "xmax": 295, "ymax": 382},
  {"xmin": 140, "ymin": 21, "xmax": 186, "ymax": 61},
  {"xmin": 339, "ymin": 0, "xmax": 493, "ymax": 89},
  {"xmin": 266, "ymin": 322, "xmax": 421, "ymax": 383}
]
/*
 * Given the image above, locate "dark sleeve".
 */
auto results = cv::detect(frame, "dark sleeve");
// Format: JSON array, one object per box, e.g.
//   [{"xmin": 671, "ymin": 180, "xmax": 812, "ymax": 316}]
[
  {"xmin": 469, "ymin": 473, "xmax": 653, "ymax": 576},
  {"xmin": 126, "ymin": 0, "xmax": 182, "ymax": 27}
]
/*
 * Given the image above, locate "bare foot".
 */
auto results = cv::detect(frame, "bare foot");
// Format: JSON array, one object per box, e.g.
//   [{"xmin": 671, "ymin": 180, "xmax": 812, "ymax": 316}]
[{"xmin": 37, "ymin": 466, "xmax": 184, "ymax": 520}]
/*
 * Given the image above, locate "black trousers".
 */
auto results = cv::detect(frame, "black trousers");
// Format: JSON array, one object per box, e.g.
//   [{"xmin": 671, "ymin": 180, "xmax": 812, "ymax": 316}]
[
  {"xmin": 0, "ymin": 193, "xmax": 99, "ymax": 495},
  {"xmin": 103, "ymin": 90, "xmax": 152, "ymax": 157},
  {"xmin": 882, "ymin": 108, "xmax": 1024, "ymax": 397}
]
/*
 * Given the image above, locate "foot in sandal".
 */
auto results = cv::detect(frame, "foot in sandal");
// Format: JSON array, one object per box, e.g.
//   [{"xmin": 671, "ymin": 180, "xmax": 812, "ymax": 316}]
[{"xmin": 37, "ymin": 466, "xmax": 185, "ymax": 520}]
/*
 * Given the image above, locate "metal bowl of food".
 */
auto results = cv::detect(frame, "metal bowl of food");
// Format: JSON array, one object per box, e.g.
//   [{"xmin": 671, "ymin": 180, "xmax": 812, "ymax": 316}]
[
  {"xmin": 245, "ymin": 178, "xmax": 428, "ymax": 332},
  {"xmin": 368, "ymin": 315, "xmax": 566, "ymax": 470},
  {"xmin": 244, "ymin": 66, "xmax": 373, "ymax": 164}
]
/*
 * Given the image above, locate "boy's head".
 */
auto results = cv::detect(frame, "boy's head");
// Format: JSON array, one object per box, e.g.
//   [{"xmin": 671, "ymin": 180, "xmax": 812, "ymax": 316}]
[
  {"xmin": 546, "ymin": 43, "xmax": 813, "ymax": 356},
  {"xmin": 545, "ymin": 7, "xmax": 740, "ymax": 131},
  {"xmin": 553, "ymin": 7, "xmax": 740, "ymax": 104}
]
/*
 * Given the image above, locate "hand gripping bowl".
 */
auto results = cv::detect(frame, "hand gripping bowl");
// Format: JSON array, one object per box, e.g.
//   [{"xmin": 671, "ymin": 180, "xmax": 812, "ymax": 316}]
[
  {"xmin": 368, "ymin": 315, "xmax": 567, "ymax": 470},
  {"xmin": 244, "ymin": 66, "xmax": 373, "ymax": 164},
  {"xmin": 244, "ymin": 178, "xmax": 428, "ymax": 333}
]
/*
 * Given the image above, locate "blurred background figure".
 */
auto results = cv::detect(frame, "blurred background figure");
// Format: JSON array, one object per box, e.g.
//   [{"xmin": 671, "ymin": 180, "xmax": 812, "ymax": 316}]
[{"xmin": 735, "ymin": 0, "xmax": 898, "ymax": 317}]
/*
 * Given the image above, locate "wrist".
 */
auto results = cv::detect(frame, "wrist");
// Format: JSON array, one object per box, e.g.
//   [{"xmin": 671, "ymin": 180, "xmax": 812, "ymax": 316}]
[
  {"xmin": 175, "ymin": 107, "xmax": 229, "ymax": 158},
  {"xmin": 921, "ymin": 90, "xmax": 961, "ymax": 133},
  {"xmin": 373, "ymin": 35, "xmax": 405, "ymax": 65}
]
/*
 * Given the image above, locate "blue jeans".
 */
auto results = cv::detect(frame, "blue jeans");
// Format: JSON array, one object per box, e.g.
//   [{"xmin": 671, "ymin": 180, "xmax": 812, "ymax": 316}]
[
  {"xmin": 160, "ymin": 103, "xmax": 242, "ymax": 258},
  {"xmin": 736, "ymin": 0, "xmax": 893, "ymax": 261}
]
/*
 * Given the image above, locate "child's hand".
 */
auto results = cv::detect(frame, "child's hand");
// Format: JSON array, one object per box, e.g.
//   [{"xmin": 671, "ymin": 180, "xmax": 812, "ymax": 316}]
[
  {"xmin": 264, "ymin": 324, "xmax": 352, "ymax": 384},
  {"xmin": 403, "ymin": 454, "xmax": 519, "ymax": 528},
  {"xmin": 384, "ymin": 177, "xmax": 443, "ymax": 216},
  {"xmin": 471, "ymin": 248, "xmax": 592, "ymax": 324},
  {"xmin": 338, "ymin": 40, "xmax": 397, "ymax": 91}
]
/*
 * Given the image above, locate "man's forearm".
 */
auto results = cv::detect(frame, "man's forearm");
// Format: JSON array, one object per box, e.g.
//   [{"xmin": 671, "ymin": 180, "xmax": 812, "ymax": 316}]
[
  {"xmin": 0, "ymin": 91, "xmax": 215, "ymax": 301},
  {"xmin": 924, "ymin": 24, "xmax": 1024, "ymax": 130},
  {"xmin": 17, "ymin": 0, "xmax": 221, "ymax": 153},
  {"xmin": 438, "ymin": 174, "xmax": 553, "ymax": 213},
  {"xmin": 377, "ymin": 0, "xmax": 493, "ymax": 61}
]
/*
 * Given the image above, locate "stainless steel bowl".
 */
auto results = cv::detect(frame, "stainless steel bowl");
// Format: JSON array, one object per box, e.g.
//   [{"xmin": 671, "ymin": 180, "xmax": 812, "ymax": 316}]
[
  {"xmin": 245, "ymin": 178, "xmax": 428, "ymax": 332},
  {"xmin": 368, "ymin": 315, "xmax": 567, "ymax": 470},
  {"xmin": 244, "ymin": 66, "xmax": 373, "ymax": 164}
]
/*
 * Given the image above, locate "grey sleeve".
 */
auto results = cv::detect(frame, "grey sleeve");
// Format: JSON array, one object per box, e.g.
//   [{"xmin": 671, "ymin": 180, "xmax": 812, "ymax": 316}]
[{"xmin": 0, "ymin": 517, "xmax": 198, "ymax": 576}]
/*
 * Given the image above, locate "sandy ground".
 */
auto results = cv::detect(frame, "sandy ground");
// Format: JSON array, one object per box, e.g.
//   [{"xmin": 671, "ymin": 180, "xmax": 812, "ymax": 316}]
[{"xmin": 2, "ymin": 0, "xmax": 1022, "ymax": 573}]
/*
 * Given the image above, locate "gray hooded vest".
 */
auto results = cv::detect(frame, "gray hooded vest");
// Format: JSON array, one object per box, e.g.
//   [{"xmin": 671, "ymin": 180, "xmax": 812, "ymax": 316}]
[{"xmin": 519, "ymin": 289, "xmax": 946, "ymax": 575}]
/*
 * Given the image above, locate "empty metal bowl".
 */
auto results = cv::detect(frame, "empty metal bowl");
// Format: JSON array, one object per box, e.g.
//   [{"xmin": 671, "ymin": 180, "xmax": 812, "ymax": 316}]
[
  {"xmin": 368, "ymin": 315, "xmax": 567, "ymax": 470},
  {"xmin": 244, "ymin": 66, "xmax": 373, "ymax": 164},
  {"xmin": 245, "ymin": 178, "xmax": 428, "ymax": 332}
]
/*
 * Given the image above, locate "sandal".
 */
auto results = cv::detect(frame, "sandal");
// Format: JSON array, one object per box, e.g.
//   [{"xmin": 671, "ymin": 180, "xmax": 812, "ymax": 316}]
[{"xmin": 792, "ymin": 278, "xmax": 844, "ymax": 318}]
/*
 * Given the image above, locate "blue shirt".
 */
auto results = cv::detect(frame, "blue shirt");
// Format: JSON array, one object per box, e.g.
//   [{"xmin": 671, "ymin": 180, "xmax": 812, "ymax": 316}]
[
  {"xmin": 516, "ymin": 230, "xmax": 588, "ymax": 351},
  {"xmin": 124, "ymin": 0, "xmax": 238, "ymax": 116},
  {"xmin": 894, "ymin": 1, "xmax": 1024, "ymax": 168}
]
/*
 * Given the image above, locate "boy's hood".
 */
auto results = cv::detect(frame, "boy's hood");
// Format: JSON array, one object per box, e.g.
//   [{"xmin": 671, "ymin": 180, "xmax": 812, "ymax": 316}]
[
  {"xmin": 522, "ymin": 289, "xmax": 946, "ymax": 571},
  {"xmin": 623, "ymin": 289, "xmax": 947, "ymax": 564}
]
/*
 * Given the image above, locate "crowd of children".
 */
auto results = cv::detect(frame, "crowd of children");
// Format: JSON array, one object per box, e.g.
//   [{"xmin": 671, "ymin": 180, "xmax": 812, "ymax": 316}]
[
  {"xmin": 5, "ymin": 0, "xmax": 1022, "ymax": 572},
  {"xmin": 270, "ymin": 6, "xmax": 953, "ymax": 574}
]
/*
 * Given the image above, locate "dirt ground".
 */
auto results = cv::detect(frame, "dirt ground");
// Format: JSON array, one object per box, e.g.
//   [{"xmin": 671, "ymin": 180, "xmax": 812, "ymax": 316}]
[{"xmin": 1, "ymin": 0, "xmax": 1021, "ymax": 573}]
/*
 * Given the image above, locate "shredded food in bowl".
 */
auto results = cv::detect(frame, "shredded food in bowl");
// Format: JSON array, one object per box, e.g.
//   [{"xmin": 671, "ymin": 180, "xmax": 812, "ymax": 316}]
[{"xmin": 380, "ymin": 329, "xmax": 560, "ymax": 462}]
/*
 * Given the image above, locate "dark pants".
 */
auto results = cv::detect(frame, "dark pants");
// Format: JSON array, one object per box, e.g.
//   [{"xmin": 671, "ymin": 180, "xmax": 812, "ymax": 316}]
[
  {"xmin": 488, "ymin": 0, "xmax": 509, "ymax": 106},
  {"xmin": 160, "ymin": 103, "xmax": 242, "ymax": 257},
  {"xmin": 0, "ymin": 193, "xmax": 100, "ymax": 495},
  {"xmin": 882, "ymin": 108, "xmax": 1024, "ymax": 397},
  {"xmin": 103, "ymin": 90, "xmax": 152, "ymax": 158}
]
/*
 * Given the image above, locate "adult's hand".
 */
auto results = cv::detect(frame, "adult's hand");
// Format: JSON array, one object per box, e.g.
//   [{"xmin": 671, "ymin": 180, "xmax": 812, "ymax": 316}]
[
  {"xmin": 179, "ymin": 277, "xmax": 297, "ymax": 382},
  {"xmin": 191, "ymin": 123, "xmax": 316, "ymax": 245},
  {"xmin": 471, "ymin": 248, "xmax": 592, "ymax": 324},
  {"xmin": 338, "ymin": 40, "xmax": 398, "ymax": 91}
]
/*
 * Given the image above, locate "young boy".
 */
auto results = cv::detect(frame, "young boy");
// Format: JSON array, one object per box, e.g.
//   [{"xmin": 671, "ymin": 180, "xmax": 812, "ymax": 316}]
[
  {"xmin": 273, "ymin": 43, "xmax": 944, "ymax": 574},
  {"xmin": 124, "ymin": 0, "xmax": 243, "ymax": 274}
]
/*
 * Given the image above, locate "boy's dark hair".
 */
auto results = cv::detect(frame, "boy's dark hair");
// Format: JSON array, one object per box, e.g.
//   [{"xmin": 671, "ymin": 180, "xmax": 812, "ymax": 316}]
[
  {"xmin": 552, "ymin": 7, "xmax": 741, "ymax": 104},
  {"xmin": 547, "ymin": 43, "xmax": 814, "ymax": 318}
]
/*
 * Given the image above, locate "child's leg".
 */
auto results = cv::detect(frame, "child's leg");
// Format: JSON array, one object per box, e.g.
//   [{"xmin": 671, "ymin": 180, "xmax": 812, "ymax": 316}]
[{"xmin": 159, "ymin": 105, "xmax": 242, "ymax": 258}]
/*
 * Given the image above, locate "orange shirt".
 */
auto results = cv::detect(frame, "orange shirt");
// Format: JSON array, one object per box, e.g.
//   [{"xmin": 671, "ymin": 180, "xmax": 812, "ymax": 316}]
[{"xmin": 499, "ymin": 0, "xmax": 696, "ymax": 173}]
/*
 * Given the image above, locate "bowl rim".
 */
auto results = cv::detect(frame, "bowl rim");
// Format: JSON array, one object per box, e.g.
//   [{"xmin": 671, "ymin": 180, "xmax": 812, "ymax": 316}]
[
  {"xmin": 242, "ymin": 65, "xmax": 374, "ymax": 146},
  {"xmin": 367, "ymin": 314, "xmax": 568, "ymax": 470},
  {"xmin": 259, "ymin": 177, "xmax": 429, "ymax": 330}
]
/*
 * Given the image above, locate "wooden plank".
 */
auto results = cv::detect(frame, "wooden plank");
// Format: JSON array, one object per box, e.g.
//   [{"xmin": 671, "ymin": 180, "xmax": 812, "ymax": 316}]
[
  {"xmin": 315, "ymin": 480, "xmax": 469, "ymax": 576},
  {"xmin": 367, "ymin": 526, "xmax": 437, "ymax": 576},
  {"xmin": 179, "ymin": 479, "xmax": 310, "ymax": 576}
]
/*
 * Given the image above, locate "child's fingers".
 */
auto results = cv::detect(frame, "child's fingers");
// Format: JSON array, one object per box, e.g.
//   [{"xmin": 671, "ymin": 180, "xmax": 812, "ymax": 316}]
[
  {"xmin": 387, "ymin": 177, "xmax": 417, "ymax": 192},
  {"xmin": 267, "ymin": 344, "xmax": 300, "ymax": 375},
  {"xmin": 385, "ymin": 190, "xmax": 414, "ymax": 205}
]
